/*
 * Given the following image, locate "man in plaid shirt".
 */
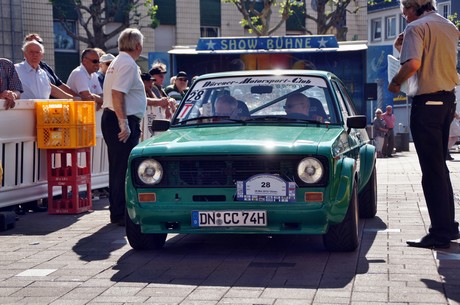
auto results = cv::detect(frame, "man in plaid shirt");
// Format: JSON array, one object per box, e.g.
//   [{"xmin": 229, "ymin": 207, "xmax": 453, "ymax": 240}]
[{"xmin": 0, "ymin": 58, "xmax": 22, "ymax": 110}]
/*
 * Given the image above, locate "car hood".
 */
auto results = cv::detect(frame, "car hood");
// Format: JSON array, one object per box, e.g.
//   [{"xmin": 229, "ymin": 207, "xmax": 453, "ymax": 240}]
[{"xmin": 134, "ymin": 125, "xmax": 344, "ymax": 156}]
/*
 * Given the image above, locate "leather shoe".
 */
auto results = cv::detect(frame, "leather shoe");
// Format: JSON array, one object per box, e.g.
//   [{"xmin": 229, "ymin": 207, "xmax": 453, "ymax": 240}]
[{"xmin": 406, "ymin": 234, "xmax": 450, "ymax": 249}]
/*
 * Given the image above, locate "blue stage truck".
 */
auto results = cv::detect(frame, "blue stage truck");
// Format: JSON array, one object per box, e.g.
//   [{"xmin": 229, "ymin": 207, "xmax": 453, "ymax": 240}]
[{"xmin": 164, "ymin": 35, "xmax": 368, "ymax": 115}]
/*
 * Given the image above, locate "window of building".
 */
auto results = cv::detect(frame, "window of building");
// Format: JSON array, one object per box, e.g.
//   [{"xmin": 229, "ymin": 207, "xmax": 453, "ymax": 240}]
[
  {"xmin": 371, "ymin": 18, "xmax": 382, "ymax": 41},
  {"xmin": 155, "ymin": 0, "xmax": 176, "ymax": 25},
  {"xmin": 385, "ymin": 16, "xmax": 397, "ymax": 40},
  {"xmin": 200, "ymin": 26, "xmax": 220, "ymax": 37},
  {"xmin": 399, "ymin": 14, "xmax": 407, "ymax": 32},
  {"xmin": 286, "ymin": 2, "xmax": 306, "ymax": 31},
  {"xmin": 439, "ymin": 3, "xmax": 450, "ymax": 18},
  {"xmin": 200, "ymin": 0, "xmax": 221, "ymax": 28},
  {"xmin": 53, "ymin": 20, "xmax": 77, "ymax": 52}
]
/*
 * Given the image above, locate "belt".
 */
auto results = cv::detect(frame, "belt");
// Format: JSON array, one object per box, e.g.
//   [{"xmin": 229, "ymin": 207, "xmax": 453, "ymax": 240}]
[
  {"xmin": 103, "ymin": 108, "xmax": 141, "ymax": 122},
  {"xmin": 414, "ymin": 89, "xmax": 455, "ymax": 98}
]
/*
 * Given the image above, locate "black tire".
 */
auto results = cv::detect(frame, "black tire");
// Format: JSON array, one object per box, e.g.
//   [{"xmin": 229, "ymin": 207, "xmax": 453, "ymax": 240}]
[
  {"xmin": 358, "ymin": 167, "xmax": 377, "ymax": 219},
  {"xmin": 125, "ymin": 213, "xmax": 167, "ymax": 250},
  {"xmin": 323, "ymin": 182, "xmax": 359, "ymax": 252}
]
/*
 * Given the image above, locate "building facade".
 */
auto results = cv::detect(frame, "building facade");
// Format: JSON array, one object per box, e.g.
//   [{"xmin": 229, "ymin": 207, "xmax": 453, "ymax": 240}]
[{"xmin": 0, "ymin": 0, "xmax": 368, "ymax": 80}]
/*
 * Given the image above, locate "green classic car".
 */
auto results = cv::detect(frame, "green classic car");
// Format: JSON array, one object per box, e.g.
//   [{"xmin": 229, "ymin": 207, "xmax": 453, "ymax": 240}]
[{"xmin": 126, "ymin": 70, "xmax": 377, "ymax": 252}]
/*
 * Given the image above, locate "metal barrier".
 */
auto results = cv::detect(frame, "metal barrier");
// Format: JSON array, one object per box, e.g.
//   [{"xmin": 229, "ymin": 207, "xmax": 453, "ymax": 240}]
[{"xmin": 0, "ymin": 99, "xmax": 109, "ymax": 208}]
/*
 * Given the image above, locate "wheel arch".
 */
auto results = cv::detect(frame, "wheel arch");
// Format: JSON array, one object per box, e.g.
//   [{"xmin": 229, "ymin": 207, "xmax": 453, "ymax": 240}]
[{"xmin": 358, "ymin": 144, "xmax": 376, "ymax": 194}]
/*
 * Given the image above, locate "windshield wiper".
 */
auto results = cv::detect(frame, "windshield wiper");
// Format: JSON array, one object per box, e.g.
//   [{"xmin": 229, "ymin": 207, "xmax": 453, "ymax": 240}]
[{"xmin": 177, "ymin": 116, "xmax": 246, "ymax": 125}]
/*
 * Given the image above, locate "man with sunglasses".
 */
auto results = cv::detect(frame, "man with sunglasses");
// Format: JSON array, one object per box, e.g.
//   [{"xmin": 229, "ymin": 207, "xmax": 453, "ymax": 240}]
[
  {"xmin": 388, "ymin": 0, "xmax": 460, "ymax": 249},
  {"xmin": 284, "ymin": 92, "xmax": 311, "ymax": 120},
  {"xmin": 165, "ymin": 71, "xmax": 189, "ymax": 101},
  {"xmin": 67, "ymin": 48, "xmax": 103, "ymax": 109}
]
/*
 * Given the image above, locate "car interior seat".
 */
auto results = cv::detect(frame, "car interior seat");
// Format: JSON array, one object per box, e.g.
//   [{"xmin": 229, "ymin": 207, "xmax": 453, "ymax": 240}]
[
  {"xmin": 235, "ymin": 100, "xmax": 250, "ymax": 118},
  {"xmin": 308, "ymin": 97, "xmax": 328, "ymax": 122}
]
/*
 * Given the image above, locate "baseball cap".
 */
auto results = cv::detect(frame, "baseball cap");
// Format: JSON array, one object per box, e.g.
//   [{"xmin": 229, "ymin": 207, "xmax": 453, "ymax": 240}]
[
  {"xmin": 176, "ymin": 71, "xmax": 187, "ymax": 78},
  {"xmin": 100, "ymin": 53, "xmax": 115, "ymax": 63},
  {"xmin": 140, "ymin": 72, "xmax": 153, "ymax": 81},
  {"xmin": 149, "ymin": 65, "xmax": 167, "ymax": 75}
]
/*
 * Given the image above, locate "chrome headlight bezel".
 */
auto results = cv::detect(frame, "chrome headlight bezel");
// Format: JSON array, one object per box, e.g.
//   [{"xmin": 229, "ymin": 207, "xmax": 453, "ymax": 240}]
[
  {"xmin": 137, "ymin": 158, "xmax": 163, "ymax": 185},
  {"xmin": 297, "ymin": 157, "xmax": 324, "ymax": 184}
]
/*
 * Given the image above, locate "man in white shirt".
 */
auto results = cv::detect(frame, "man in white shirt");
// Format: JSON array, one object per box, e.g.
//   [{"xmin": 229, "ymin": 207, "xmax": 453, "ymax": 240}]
[
  {"xmin": 15, "ymin": 41, "xmax": 51, "ymax": 99},
  {"xmin": 67, "ymin": 48, "xmax": 103, "ymax": 109},
  {"xmin": 101, "ymin": 28, "xmax": 146, "ymax": 226}
]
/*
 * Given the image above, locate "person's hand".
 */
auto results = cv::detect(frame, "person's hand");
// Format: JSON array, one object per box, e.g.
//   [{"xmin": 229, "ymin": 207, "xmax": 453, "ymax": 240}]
[
  {"xmin": 1, "ymin": 90, "xmax": 18, "ymax": 110},
  {"xmin": 118, "ymin": 118, "xmax": 131, "ymax": 143},
  {"xmin": 394, "ymin": 32, "xmax": 404, "ymax": 52},
  {"xmin": 159, "ymin": 97, "xmax": 169, "ymax": 108},
  {"xmin": 3, "ymin": 98, "xmax": 15, "ymax": 110},
  {"xmin": 388, "ymin": 81, "xmax": 401, "ymax": 93}
]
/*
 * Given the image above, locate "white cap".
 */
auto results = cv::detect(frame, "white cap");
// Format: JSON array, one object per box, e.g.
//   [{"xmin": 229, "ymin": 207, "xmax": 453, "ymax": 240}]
[{"xmin": 100, "ymin": 53, "xmax": 115, "ymax": 63}]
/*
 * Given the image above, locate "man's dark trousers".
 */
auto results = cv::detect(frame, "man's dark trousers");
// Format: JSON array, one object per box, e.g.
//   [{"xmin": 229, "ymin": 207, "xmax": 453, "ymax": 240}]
[
  {"xmin": 410, "ymin": 91, "xmax": 458, "ymax": 241},
  {"xmin": 101, "ymin": 109, "xmax": 141, "ymax": 222},
  {"xmin": 383, "ymin": 128, "xmax": 394, "ymax": 156}
]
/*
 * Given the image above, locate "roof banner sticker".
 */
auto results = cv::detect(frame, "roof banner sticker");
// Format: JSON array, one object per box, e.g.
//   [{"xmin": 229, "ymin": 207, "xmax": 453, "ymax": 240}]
[
  {"xmin": 193, "ymin": 76, "xmax": 327, "ymax": 91},
  {"xmin": 196, "ymin": 35, "xmax": 339, "ymax": 51}
]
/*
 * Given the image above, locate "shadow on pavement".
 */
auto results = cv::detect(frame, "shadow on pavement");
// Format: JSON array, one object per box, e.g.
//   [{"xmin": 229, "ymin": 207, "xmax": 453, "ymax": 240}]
[
  {"xmin": 0, "ymin": 197, "xmax": 109, "ymax": 236},
  {"xmin": 422, "ymin": 244, "xmax": 460, "ymax": 303},
  {"xmin": 107, "ymin": 216, "xmax": 386, "ymax": 288}
]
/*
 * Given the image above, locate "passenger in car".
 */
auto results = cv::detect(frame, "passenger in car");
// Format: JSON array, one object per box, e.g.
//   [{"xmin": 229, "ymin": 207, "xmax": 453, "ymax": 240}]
[
  {"xmin": 284, "ymin": 92, "xmax": 310, "ymax": 119},
  {"xmin": 214, "ymin": 94, "xmax": 239, "ymax": 117}
]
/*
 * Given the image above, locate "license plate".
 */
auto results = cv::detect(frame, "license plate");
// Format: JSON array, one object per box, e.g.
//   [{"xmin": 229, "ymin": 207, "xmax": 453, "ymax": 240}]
[{"xmin": 191, "ymin": 210, "xmax": 267, "ymax": 227}]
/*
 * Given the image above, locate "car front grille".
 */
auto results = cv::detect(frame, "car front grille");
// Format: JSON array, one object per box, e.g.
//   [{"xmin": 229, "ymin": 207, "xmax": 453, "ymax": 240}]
[{"xmin": 133, "ymin": 155, "xmax": 328, "ymax": 188}]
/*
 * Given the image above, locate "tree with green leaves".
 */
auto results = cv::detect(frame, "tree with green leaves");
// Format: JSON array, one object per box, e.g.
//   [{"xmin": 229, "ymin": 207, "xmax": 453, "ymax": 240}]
[
  {"xmin": 224, "ymin": 0, "xmax": 364, "ymax": 40},
  {"xmin": 224, "ymin": 0, "xmax": 393, "ymax": 41},
  {"xmin": 50, "ymin": 0, "xmax": 158, "ymax": 51}
]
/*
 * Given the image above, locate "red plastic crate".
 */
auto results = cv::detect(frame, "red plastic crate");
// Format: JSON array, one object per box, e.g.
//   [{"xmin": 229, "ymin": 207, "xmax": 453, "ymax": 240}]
[
  {"xmin": 46, "ymin": 148, "xmax": 92, "ymax": 214},
  {"xmin": 47, "ymin": 177, "xmax": 92, "ymax": 214}
]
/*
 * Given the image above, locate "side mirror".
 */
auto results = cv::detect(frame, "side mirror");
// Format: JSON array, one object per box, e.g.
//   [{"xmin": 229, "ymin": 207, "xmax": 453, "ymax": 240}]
[
  {"xmin": 149, "ymin": 119, "xmax": 170, "ymax": 134},
  {"xmin": 346, "ymin": 115, "xmax": 367, "ymax": 133}
]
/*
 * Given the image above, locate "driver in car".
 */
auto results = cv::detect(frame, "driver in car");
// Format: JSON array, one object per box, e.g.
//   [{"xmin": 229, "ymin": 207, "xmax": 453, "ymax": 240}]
[
  {"xmin": 214, "ymin": 94, "xmax": 239, "ymax": 117},
  {"xmin": 284, "ymin": 93, "xmax": 311, "ymax": 119}
]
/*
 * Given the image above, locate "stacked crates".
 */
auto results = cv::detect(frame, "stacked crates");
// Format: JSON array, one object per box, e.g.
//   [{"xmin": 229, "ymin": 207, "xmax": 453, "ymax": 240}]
[
  {"xmin": 35, "ymin": 101, "xmax": 96, "ymax": 214},
  {"xmin": 36, "ymin": 101, "xmax": 96, "ymax": 149}
]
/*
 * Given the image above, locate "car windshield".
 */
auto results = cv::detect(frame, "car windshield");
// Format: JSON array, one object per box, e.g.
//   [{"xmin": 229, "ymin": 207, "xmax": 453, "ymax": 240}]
[{"xmin": 171, "ymin": 74, "xmax": 340, "ymax": 126}]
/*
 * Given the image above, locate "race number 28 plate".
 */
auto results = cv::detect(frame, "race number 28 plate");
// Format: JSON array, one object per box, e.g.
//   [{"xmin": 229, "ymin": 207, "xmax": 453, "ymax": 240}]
[
  {"xmin": 236, "ymin": 174, "xmax": 296, "ymax": 202},
  {"xmin": 191, "ymin": 210, "xmax": 267, "ymax": 227}
]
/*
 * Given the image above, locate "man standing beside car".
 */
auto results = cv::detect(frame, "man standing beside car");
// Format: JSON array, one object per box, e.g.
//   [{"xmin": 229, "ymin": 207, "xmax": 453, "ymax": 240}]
[
  {"xmin": 388, "ymin": 0, "xmax": 459, "ymax": 248},
  {"xmin": 101, "ymin": 28, "xmax": 146, "ymax": 226}
]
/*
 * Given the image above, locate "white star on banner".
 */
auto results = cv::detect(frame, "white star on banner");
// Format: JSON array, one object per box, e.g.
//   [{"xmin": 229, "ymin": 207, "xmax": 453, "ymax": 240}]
[
  {"xmin": 318, "ymin": 37, "xmax": 328, "ymax": 48},
  {"xmin": 206, "ymin": 40, "xmax": 216, "ymax": 50}
]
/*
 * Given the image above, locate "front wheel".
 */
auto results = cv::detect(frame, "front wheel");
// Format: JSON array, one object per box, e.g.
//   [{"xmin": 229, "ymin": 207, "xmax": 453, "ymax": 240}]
[
  {"xmin": 323, "ymin": 181, "xmax": 359, "ymax": 252},
  {"xmin": 125, "ymin": 213, "xmax": 167, "ymax": 250}
]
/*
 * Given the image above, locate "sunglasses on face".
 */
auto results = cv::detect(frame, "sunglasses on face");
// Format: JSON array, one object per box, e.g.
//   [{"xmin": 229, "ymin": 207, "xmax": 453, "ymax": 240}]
[
  {"xmin": 283, "ymin": 103, "xmax": 302, "ymax": 109},
  {"xmin": 177, "ymin": 78, "xmax": 188, "ymax": 82},
  {"xmin": 104, "ymin": 62, "xmax": 112, "ymax": 66},
  {"xmin": 85, "ymin": 57, "xmax": 100, "ymax": 64}
]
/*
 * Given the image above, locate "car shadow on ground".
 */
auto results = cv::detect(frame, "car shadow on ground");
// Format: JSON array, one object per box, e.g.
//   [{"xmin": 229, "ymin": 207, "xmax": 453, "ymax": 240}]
[{"xmin": 106, "ymin": 216, "xmax": 387, "ymax": 289}]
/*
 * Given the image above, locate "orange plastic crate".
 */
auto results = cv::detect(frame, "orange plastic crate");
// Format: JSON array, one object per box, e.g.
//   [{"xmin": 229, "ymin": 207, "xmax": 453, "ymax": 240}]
[
  {"xmin": 37, "ymin": 124, "xmax": 96, "ymax": 149},
  {"xmin": 35, "ymin": 101, "xmax": 96, "ymax": 125}
]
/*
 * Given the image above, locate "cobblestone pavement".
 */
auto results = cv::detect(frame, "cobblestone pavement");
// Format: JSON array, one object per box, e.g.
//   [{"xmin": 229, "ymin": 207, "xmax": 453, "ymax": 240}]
[{"xmin": 0, "ymin": 144, "xmax": 459, "ymax": 305}]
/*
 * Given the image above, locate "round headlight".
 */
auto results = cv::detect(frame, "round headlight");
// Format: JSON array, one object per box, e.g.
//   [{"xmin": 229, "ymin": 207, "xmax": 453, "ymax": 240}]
[
  {"xmin": 297, "ymin": 157, "xmax": 324, "ymax": 184},
  {"xmin": 137, "ymin": 159, "xmax": 163, "ymax": 185}
]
